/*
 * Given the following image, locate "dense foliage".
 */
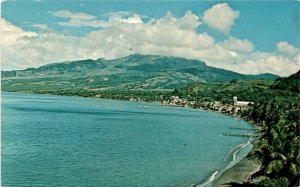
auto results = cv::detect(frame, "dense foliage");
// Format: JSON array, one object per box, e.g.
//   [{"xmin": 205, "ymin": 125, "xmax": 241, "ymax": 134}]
[
  {"xmin": 2, "ymin": 61, "xmax": 299, "ymax": 186},
  {"xmin": 2, "ymin": 54, "xmax": 279, "ymax": 91},
  {"xmin": 271, "ymin": 70, "xmax": 300, "ymax": 94},
  {"xmin": 246, "ymin": 99, "xmax": 299, "ymax": 186},
  {"xmin": 173, "ymin": 71, "xmax": 300, "ymax": 186},
  {"xmin": 245, "ymin": 72, "xmax": 300, "ymax": 186},
  {"xmin": 173, "ymin": 80, "xmax": 274, "ymax": 104}
]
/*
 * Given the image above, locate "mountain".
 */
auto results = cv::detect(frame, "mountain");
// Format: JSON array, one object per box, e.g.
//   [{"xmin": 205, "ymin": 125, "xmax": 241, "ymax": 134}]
[
  {"xmin": 1, "ymin": 54, "xmax": 280, "ymax": 91},
  {"xmin": 271, "ymin": 70, "xmax": 300, "ymax": 94}
]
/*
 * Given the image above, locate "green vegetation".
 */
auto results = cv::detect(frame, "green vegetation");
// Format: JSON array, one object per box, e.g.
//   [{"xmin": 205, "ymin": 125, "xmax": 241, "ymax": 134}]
[
  {"xmin": 1, "ymin": 54, "xmax": 299, "ymax": 186},
  {"xmin": 176, "ymin": 71, "xmax": 300, "ymax": 186},
  {"xmin": 241, "ymin": 99, "xmax": 299, "ymax": 185},
  {"xmin": 271, "ymin": 71, "xmax": 300, "ymax": 94},
  {"xmin": 256, "ymin": 177, "xmax": 290, "ymax": 187},
  {"xmin": 2, "ymin": 54, "xmax": 279, "ymax": 91},
  {"xmin": 33, "ymin": 88, "xmax": 170, "ymax": 102},
  {"xmin": 172, "ymin": 80, "xmax": 274, "ymax": 104}
]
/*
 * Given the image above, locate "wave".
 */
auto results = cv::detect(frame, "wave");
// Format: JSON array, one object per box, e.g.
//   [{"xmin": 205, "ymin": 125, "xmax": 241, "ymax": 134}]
[
  {"xmin": 225, "ymin": 139, "xmax": 251, "ymax": 169},
  {"xmin": 138, "ymin": 105, "xmax": 149, "ymax": 108},
  {"xmin": 197, "ymin": 170, "xmax": 219, "ymax": 187},
  {"xmin": 223, "ymin": 141, "xmax": 246, "ymax": 161},
  {"xmin": 196, "ymin": 138, "xmax": 253, "ymax": 187}
]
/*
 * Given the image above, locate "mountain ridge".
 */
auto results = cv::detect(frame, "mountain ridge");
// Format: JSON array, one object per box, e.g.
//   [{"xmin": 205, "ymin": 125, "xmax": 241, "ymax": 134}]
[{"xmin": 1, "ymin": 54, "xmax": 280, "ymax": 90}]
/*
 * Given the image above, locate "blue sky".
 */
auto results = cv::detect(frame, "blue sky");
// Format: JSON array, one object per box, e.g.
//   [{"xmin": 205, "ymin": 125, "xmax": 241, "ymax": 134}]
[
  {"xmin": 3, "ymin": 1, "xmax": 299, "ymax": 51},
  {"xmin": 1, "ymin": 0, "xmax": 300, "ymax": 76}
]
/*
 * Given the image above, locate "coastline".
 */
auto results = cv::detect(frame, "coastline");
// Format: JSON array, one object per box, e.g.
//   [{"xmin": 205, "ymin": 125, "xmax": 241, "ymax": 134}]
[
  {"xmin": 188, "ymin": 104, "xmax": 262, "ymax": 187},
  {"xmin": 2, "ymin": 91, "xmax": 262, "ymax": 186},
  {"xmin": 212, "ymin": 157, "xmax": 261, "ymax": 187},
  {"xmin": 212, "ymin": 137, "xmax": 261, "ymax": 187},
  {"xmin": 195, "ymin": 105, "xmax": 262, "ymax": 187}
]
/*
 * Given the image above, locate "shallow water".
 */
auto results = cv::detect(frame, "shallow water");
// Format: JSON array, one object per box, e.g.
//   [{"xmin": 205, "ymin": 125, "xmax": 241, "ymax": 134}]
[{"xmin": 2, "ymin": 92, "xmax": 253, "ymax": 186}]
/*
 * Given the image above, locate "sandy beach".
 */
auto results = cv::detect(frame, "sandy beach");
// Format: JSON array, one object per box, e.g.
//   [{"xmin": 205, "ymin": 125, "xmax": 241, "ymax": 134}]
[{"xmin": 212, "ymin": 157, "xmax": 261, "ymax": 187}]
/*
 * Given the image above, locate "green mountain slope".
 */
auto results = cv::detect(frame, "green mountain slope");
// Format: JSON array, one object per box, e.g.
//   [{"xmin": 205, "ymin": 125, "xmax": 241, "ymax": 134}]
[
  {"xmin": 271, "ymin": 70, "xmax": 300, "ymax": 93},
  {"xmin": 175, "ymin": 70, "xmax": 299, "ymax": 105},
  {"xmin": 2, "ymin": 54, "xmax": 280, "ymax": 91}
]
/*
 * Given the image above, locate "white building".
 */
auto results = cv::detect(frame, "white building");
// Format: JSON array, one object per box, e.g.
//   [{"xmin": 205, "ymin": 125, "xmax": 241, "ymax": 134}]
[
  {"xmin": 236, "ymin": 101, "xmax": 253, "ymax": 106},
  {"xmin": 233, "ymin": 96, "xmax": 254, "ymax": 106}
]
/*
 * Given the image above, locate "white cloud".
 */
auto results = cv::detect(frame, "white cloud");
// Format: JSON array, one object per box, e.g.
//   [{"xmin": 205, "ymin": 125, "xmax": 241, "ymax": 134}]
[
  {"xmin": 1, "ymin": 9, "xmax": 300, "ymax": 77},
  {"xmin": 108, "ymin": 11, "xmax": 144, "ymax": 24},
  {"xmin": 79, "ymin": 11, "xmax": 211, "ymax": 61},
  {"xmin": 51, "ymin": 10, "xmax": 110, "ymax": 28},
  {"xmin": 52, "ymin": 10, "xmax": 96, "ymax": 21},
  {"xmin": 31, "ymin": 23, "xmax": 48, "ymax": 30},
  {"xmin": 51, "ymin": 10, "xmax": 146, "ymax": 28},
  {"xmin": 0, "ymin": 18, "xmax": 37, "ymax": 45},
  {"xmin": 221, "ymin": 36, "xmax": 254, "ymax": 53},
  {"xmin": 276, "ymin": 41, "xmax": 299, "ymax": 56},
  {"xmin": 230, "ymin": 55, "xmax": 300, "ymax": 76},
  {"xmin": 1, "ymin": 18, "xmax": 85, "ymax": 70},
  {"xmin": 154, "ymin": 10, "xmax": 201, "ymax": 30},
  {"xmin": 117, "ymin": 14, "xmax": 143, "ymax": 24},
  {"xmin": 203, "ymin": 3, "xmax": 239, "ymax": 34}
]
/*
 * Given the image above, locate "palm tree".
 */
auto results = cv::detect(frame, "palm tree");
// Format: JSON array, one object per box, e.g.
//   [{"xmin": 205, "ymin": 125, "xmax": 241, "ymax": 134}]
[{"xmin": 250, "ymin": 100, "xmax": 300, "ymax": 185}]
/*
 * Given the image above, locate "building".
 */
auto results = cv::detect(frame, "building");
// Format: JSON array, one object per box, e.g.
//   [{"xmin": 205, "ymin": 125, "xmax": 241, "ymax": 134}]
[
  {"xmin": 236, "ymin": 101, "xmax": 253, "ymax": 106},
  {"xmin": 233, "ymin": 96, "xmax": 238, "ymax": 105},
  {"xmin": 233, "ymin": 96, "xmax": 253, "ymax": 106},
  {"xmin": 232, "ymin": 96, "xmax": 254, "ymax": 114}
]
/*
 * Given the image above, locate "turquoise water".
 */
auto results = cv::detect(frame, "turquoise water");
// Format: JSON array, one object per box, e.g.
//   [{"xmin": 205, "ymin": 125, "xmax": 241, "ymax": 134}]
[{"xmin": 1, "ymin": 92, "xmax": 253, "ymax": 186}]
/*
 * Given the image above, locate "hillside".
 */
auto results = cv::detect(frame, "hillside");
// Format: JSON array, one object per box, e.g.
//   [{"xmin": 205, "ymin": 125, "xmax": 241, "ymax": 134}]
[
  {"xmin": 174, "ymin": 70, "xmax": 299, "ymax": 104},
  {"xmin": 175, "ymin": 70, "xmax": 300, "ymax": 187},
  {"xmin": 271, "ymin": 70, "xmax": 300, "ymax": 94},
  {"xmin": 1, "ymin": 54, "xmax": 299, "ymax": 186},
  {"xmin": 1, "ymin": 54, "xmax": 279, "ymax": 91}
]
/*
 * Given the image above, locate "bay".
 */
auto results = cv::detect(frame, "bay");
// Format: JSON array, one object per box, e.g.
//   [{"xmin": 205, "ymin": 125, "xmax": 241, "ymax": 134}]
[{"xmin": 1, "ymin": 92, "xmax": 253, "ymax": 186}]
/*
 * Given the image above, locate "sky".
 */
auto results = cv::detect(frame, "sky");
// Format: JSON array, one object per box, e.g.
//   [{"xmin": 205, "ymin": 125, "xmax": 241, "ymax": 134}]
[{"xmin": 1, "ymin": 0, "xmax": 300, "ymax": 76}]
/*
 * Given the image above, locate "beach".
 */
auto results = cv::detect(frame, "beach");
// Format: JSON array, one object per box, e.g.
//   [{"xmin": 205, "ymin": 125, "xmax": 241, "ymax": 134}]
[
  {"xmin": 213, "ymin": 157, "xmax": 261, "ymax": 187},
  {"xmin": 213, "ymin": 136, "xmax": 261, "ymax": 187},
  {"xmin": 2, "ymin": 92, "xmax": 255, "ymax": 186}
]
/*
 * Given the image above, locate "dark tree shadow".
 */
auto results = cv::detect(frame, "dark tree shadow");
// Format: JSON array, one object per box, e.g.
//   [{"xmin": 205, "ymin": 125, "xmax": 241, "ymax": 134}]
[{"xmin": 223, "ymin": 182, "xmax": 257, "ymax": 187}]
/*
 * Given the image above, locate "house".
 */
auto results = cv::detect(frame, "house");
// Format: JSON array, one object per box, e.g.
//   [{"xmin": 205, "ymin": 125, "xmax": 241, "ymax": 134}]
[
  {"xmin": 233, "ymin": 96, "xmax": 254, "ymax": 113},
  {"xmin": 233, "ymin": 96, "xmax": 253, "ymax": 106}
]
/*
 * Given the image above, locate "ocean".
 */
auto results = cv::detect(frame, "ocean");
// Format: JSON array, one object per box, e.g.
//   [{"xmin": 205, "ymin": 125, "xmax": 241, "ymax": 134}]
[{"xmin": 1, "ymin": 92, "xmax": 253, "ymax": 186}]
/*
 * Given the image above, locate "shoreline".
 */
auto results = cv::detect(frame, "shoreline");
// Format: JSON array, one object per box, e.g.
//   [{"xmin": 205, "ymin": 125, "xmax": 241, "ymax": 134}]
[
  {"xmin": 2, "ymin": 91, "xmax": 261, "ymax": 186},
  {"xmin": 212, "ymin": 157, "xmax": 261, "ymax": 187},
  {"xmin": 212, "ymin": 138, "xmax": 261, "ymax": 187}
]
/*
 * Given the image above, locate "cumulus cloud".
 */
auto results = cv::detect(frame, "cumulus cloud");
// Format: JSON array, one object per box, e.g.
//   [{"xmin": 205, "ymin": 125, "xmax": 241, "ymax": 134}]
[
  {"xmin": 203, "ymin": 3, "xmax": 239, "ymax": 34},
  {"xmin": 1, "ymin": 18, "xmax": 84, "ymax": 70},
  {"xmin": 229, "ymin": 54, "xmax": 300, "ymax": 77},
  {"xmin": 221, "ymin": 36, "xmax": 254, "ymax": 53},
  {"xmin": 1, "ymin": 8, "xmax": 299, "ymax": 77},
  {"xmin": 154, "ymin": 11, "xmax": 201, "ymax": 30},
  {"xmin": 0, "ymin": 18, "xmax": 37, "ymax": 45},
  {"xmin": 108, "ymin": 11, "xmax": 144, "ymax": 24},
  {"xmin": 79, "ymin": 11, "xmax": 212, "ymax": 60},
  {"xmin": 276, "ymin": 41, "xmax": 299, "ymax": 56}
]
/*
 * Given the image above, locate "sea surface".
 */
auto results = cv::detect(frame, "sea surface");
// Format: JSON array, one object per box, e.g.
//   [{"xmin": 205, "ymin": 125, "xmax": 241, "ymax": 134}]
[{"xmin": 1, "ymin": 92, "xmax": 253, "ymax": 186}]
